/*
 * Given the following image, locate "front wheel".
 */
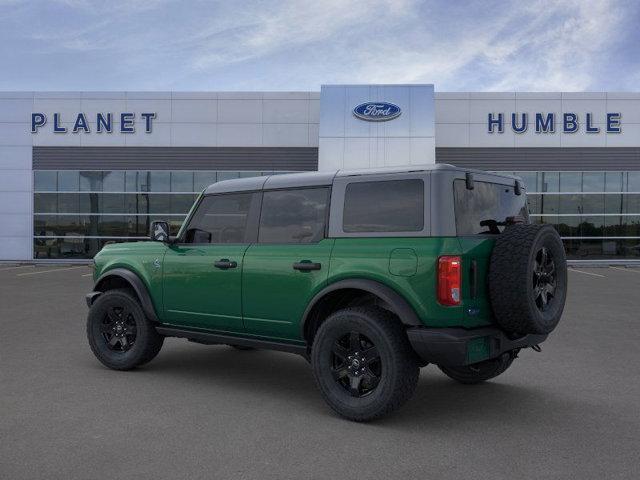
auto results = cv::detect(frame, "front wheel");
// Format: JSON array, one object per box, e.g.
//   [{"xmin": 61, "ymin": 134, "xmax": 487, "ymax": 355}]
[
  {"xmin": 87, "ymin": 289, "xmax": 164, "ymax": 370},
  {"xmin": 311, "ymin": 306, "xmax": 419, "ymax": 422},
  {"xmin": 438, "ymin": 352, "xmax": 516, "ymax": 385}
]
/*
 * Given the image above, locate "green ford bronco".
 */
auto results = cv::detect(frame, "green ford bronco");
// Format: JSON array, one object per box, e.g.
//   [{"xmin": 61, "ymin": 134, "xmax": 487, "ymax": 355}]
[{"xmin": 86, "ymin": 164, "xmax": 567, "ymax": 421}]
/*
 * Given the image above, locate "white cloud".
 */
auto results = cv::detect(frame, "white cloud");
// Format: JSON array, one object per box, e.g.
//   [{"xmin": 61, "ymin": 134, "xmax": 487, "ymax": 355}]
[{"xmin": 0, "ymin": 0, "xmax": 636, "ymax": 91}]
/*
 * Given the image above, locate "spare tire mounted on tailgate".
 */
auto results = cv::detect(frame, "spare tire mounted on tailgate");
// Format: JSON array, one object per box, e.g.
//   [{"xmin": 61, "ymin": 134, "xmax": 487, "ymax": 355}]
[{"xmin": 489, "ymin": 224, "xmax": 567, "ymax": 335}]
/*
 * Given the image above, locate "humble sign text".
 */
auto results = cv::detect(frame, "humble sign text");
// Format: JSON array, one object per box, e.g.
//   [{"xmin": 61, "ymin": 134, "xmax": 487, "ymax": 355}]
[{"xmin": 488, "ymin": 112, "xmax": 621, "ymax": 134}]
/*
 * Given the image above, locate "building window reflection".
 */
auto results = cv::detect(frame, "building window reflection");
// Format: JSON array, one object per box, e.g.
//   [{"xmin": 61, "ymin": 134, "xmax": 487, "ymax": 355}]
[{"xmin": 33, "ymin": 170, "xmax": 292, "ymax": 259}]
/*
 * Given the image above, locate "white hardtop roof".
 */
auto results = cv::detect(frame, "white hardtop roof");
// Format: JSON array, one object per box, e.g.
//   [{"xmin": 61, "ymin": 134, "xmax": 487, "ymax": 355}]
[{"xmin": 204, "ymin": 164, "xmax": 520, "ymax": 194}]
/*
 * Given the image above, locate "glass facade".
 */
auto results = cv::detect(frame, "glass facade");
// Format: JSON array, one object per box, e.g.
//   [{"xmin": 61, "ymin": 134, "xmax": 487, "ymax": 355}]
[
  {"xmin": 496, "ymin": 171, "xmax": 640, "ymax": 260},
  {"xmin": 33, "ymin": 170, "xmax": 296, "ymax": 259},
  {"xmin": 33, "ymin": 169, "xmax": 640, "ymax": 260}
]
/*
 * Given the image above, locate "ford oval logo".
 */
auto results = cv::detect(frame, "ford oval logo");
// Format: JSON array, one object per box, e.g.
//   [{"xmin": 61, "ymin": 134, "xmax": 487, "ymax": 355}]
[{"xmin": 353, "ymin": 102, "xmax": 402, "ymax": 122}]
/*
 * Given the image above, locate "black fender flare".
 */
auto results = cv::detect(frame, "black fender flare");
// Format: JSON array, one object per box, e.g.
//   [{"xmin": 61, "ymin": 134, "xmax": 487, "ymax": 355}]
[
  {"xmin": 300, "ymin": 278, "xmax": 422, "ymax": 338},
  {"xmin": 91, "ymin": 268, "xmax": 159, "ymax": 322}
]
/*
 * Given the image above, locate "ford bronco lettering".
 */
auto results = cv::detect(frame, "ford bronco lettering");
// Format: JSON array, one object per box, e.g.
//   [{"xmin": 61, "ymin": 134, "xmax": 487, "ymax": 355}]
[{"xmin": 86, "ymin": 165, "xmax": 567, "ymax": 421}]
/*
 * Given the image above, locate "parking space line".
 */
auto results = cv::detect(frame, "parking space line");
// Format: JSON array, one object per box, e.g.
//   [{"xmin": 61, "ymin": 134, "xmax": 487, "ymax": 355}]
[
  {"xmin": 568, "ymin": 268, "xmax": 606, "ymax": 278},
  {"xmin": 609, "ymin": 266, "xmax": 640, "ymax": 274},
  {"xmin": 17, "ymin": 266, "xmax": 86, "ymax": 276},
  {"xmin": 81, "ymin": 273, "xmax": 93, "ymax": 277},
  {"xmin": 0, "ymin": 265, "xmax": 34, "ymax": 272}
]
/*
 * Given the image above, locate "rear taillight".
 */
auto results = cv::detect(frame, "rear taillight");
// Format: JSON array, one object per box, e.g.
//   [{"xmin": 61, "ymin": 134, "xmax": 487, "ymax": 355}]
[{"xmin": 437, "ymin": 256, "xmax": 461, "ymax": 306}]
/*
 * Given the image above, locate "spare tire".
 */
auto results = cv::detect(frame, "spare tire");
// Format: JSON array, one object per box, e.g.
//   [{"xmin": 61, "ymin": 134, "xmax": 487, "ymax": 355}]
[{"xmin": 488, "ymin": 224, "xmax": 567, "ymax": 335}]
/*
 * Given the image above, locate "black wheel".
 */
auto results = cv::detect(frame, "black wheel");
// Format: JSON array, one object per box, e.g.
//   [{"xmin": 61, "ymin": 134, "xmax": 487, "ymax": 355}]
[
  {"xmin": 438, "ymin": 352, "xmax": 516, "ymax": 385},
  {"xmin": 87, "ymin": 289, "xmax": 164, "ymax": 370},
  {"xmin": 489, "ymin": 224, "xmax": 568, "ymax": 334},
  {"xmin": 311, "ymin": 306, "xmax": 419, "ymax": 422}
]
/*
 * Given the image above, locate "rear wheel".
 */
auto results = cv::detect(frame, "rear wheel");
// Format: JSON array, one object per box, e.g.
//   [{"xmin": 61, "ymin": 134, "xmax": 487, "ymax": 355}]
[
  {"xmin": 489, "ymin": 224, "xmax": 568, "ymax": 334},
  {"xmin": 311, "ymin": 306, "xmax": 419, "ymax": 421},
  {"xmin": 438, "ymin": 352, "xmax": 516, "ymax": 385},
  {"xmin": 87, "ymin": 289, "xmax": 164, "ymax": 370}
]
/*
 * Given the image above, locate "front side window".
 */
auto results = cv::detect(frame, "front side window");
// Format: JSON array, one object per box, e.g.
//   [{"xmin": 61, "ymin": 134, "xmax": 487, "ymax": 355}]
[
  {"xmin": 343, "ymin": 179, "xmax": 424, "ymax": 233},
  {"xmin": 454, "ymin": 180, "xmax": 529, "ymax": 235},
  {"xmin": 259, "ymin": 188, "xmax": 329, "ymax": 243},
  {"xmin": 183, "ymin": 193, "xmax": 255, "ymax": 244}
]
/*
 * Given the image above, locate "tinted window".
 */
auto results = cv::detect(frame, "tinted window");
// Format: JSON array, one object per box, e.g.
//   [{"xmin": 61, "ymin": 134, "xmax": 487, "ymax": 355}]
[
  {"xmin": 343, "ymin": 179, "xmax": 424, "ymax": 233},
  {"xmin": 454, "ymin": 180, "xmax": 529, "ymax": 235},
  {"xmin": 184, "ymin": 193, "xmax": 255, "ymax": 244},
  {"xmin": 259, "ymin": 188, "xmax": 329, "ymax": 243}
]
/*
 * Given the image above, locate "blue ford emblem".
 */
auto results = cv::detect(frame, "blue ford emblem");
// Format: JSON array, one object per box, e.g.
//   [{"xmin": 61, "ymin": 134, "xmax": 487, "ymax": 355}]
[{"xmin": 353, "ymin": 102, "xmax": 401, "ymax": 122}]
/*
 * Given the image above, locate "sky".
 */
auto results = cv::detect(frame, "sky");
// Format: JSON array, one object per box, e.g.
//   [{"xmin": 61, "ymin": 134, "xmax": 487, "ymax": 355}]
[{"xmin": 0, "ymin": 0, "xmax": 638, "ymax": 92}]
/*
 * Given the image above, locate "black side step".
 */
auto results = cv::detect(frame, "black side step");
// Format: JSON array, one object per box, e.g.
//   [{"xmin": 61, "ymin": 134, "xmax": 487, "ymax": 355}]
[{"xmin": 156, "ymin": 326, "xmax": 309, "ymax": 359}]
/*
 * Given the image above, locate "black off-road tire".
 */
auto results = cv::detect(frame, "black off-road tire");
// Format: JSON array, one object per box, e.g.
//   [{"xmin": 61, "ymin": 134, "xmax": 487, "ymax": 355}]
[
  {"xmin": 489, "ymin": 224, "xmax": 567, "ymax": 335},
  {"xmin": 311, "ymin": 306, "xmax": 420, "ymax": 422},
  {"xmin": 438, "ymin": 352, "xmax": 516, "ymax": 385},
  {"xmin": 87, "ymin": 289, "xmax": 164, "ymax": 370}
]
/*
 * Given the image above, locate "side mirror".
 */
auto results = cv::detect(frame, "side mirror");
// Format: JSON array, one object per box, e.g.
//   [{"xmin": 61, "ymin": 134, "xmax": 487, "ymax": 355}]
[{"xmin": 150, "ymin": 221, "xmax": 170, "ymax": 242}]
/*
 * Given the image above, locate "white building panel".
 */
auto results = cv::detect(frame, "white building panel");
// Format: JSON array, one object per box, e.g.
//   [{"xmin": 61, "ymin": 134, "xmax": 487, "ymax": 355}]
[
  {"xmin": 560, "ymin": 128, "xmax": 607, "ymax": 147},
  {"xmin": 317, "ymin": 138, "xmax": 344, "ymax": 170},
  {"xmin": 217, "ymin": 123, "xmax": 262, "ymax": 146},
  {"xmin": 263, "ymin": 100, "xmax": 309, "ymax": 124},
  {"xmin": 0, "ymin": 146, "xmax": 31, "ymax": 170},
  {"xmin": 125, "ymin": 92, "xmax": 171, "ymax": 100},
  {"xmin": 0, "ymin": 192, "xmax": 31, "ymax": 214},
  {"xmin": 410, "ymin": 137, "xmax": 436, "ymax": 165},
  {"xmin": 123, "ymin": 124, "xmax": 171, "ymax": 146},
  {"xmin": 469, "ymin": 123, "xmax": 515, "ymax": 147},
  {"xmin": 0, "ymin": 236, "xmax": 32, "ymax": 260},
  {"xmin": 606, "ymin": 124, "xmax": 640, "ymax": 146},
  {"xmin": 514, "ymin": 129, "xmax": 561, "ymax": 148},
  {"xmin": 0, "ymin": 170, "xmax": 32, "ymax": 192},
  {"xmin": 0, "ymin": 98, "xmax": 33, "ymax": 123},
  {"xmin": 606, "ymin": 99, "xmax": 640, "ymax": 123},
  {"xmin": 263, "ymin": 92, "xmax": 310, "ymax": 100},
  {"xmin": 80, "ymin": 98, "xmax": 127, "ymax": 116},
  {"xmin": 319, "ymin": 84, "xmax": 435, "ymax": 170},
  {"xmin": 309, "ymin": 99, "xmax": 320, "ymax": 123},
  {"xmin": 561, "ymin": 98, "xmax": 607, "ymax": 121},
  {"xmin": 80, "ymin": 127, "xmax": 127, "ymax": 146},
  {"xmin": 0, "ymin": 124, "xmax": 32, "ymax": 146},
  {"xmin": 171, "ymin": 99, "xmax": 218, "ymax": 123},
  {"xmin": 435, "ymin": 99, "xmax": 469, "ymax": 124},
  {"xmin": 469, "ymin": 99, "xmax": 516, "ymax": 124},
  {"xmin": 171, "ymin": 123, "xmax": 217, "ymax": 146},
  {"xmin": 514, "ymin": 98, "xmax": 563, "ymax": 117},
  {"xmin": 32, "ymin": 124, "xmax": 81, "ymax": 146},
  {"xmin": 308, "ymin": 124, "xmax": 319, "ymax": 147},
  {"xmin": 435, "ymin": 123, "xmax": 469, "ymax": 147},
  {"xmin": 218, "ymin": 99, "xmax": 262, "ymax": 124},
  {"xmin": 125, "ymin": 99, "xmax": 171, "ymax": 123},
  {"xmin": 263, "ymin": 124, "xmax": 309, "ymax": 147},
  {"xmin": 33, "ymin": 97, "xmax": 82, "ymax": 121},
  {"xmin": 1, "ymin": 214, "xmax": 33, "ymax": 237}
]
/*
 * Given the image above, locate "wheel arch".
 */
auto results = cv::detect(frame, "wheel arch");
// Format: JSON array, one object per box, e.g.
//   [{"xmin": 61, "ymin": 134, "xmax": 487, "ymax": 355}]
[
  {"xmin": 301, "ymin": 278, "xmax": 422, "ymax": 343},
  {"xmin": 92, "ymin": 268, "xmax": 159, "ymax": 323}
]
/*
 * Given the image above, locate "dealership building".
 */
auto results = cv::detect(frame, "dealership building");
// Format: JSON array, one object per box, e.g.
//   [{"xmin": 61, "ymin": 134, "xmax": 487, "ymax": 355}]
[{"xmin": 1, "ymin": 84, "xmax": 639, "ymax": 262}]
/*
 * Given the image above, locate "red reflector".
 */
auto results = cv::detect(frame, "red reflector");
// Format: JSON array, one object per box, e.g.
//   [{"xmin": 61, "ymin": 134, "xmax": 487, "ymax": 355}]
[{"xmin": 437, "ymin": 256, "xmax": 461, "ymax": 306}]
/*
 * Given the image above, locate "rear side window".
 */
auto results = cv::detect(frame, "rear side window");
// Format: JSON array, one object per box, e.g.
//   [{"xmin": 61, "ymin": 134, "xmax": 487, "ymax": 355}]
[
  {"xmin": 343, "ymin": 179, "xmax": 424, "ymax": 233},
  {"xmin": 454, "ymin": 180, "xmax": 529, "ymax": 235},
  {"xmin": 183, "ymin": 193, "xmax": 255, "ymax": 244},
  {"xmin": 259, "ymin": 188, "xmax": 329, "ymax": 243}
]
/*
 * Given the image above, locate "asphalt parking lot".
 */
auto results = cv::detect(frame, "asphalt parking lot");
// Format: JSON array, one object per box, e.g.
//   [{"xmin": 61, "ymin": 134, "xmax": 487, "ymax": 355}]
[{"xmin": 1, "ymin": 264, "xmax": 639, "ymax": 479}]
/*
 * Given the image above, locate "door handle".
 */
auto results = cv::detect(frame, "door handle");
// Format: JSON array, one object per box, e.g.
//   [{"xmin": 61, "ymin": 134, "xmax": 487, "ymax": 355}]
[
  {"xmin": 293, "ymin": 261, "xmax": 321, "ymax": 271},
  {"xmin": 214, "ymin": 259, "xmax": 237, "ymax": 269}
]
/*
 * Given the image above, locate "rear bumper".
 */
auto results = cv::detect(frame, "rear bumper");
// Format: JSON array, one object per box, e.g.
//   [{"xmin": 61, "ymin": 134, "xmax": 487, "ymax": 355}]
[{"xmin": 406, "ymin": 326, "xmax": 547, "ymax": 367}]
